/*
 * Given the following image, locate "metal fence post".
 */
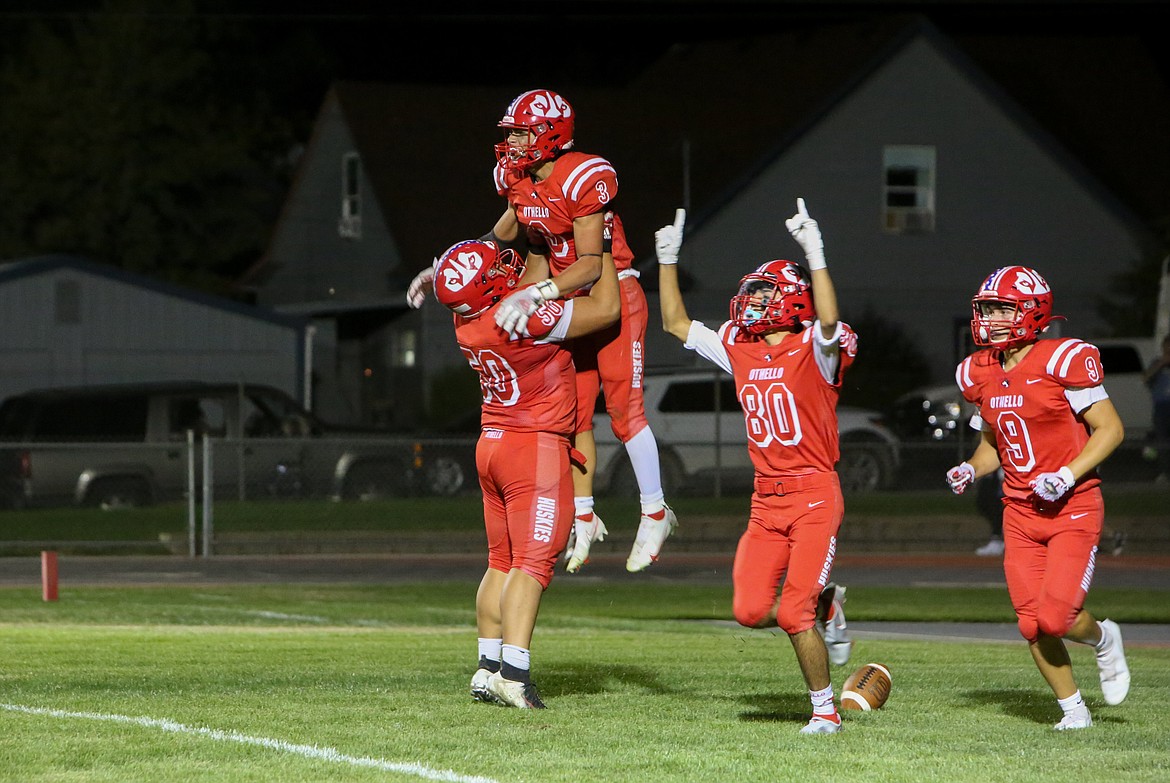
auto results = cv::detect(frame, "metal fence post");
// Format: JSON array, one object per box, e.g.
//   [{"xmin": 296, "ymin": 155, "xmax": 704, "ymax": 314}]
[
  {"xmin": 187, "ymin": 429, "xmax": 197, "ymax": 558},
  {"xmin": 202, "ymin": 434, "xmax": 214, "ymax": 558}
]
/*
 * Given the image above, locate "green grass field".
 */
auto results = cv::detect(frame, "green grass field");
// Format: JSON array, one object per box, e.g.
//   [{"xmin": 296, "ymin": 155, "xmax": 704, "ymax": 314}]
[
  {"xmin": 2, "ymin": 582, "xmax": 1167, "ymax": 782},
  {"xmin": 1, "ymin": 485, "xmax": 1165, "ymax": 549}
]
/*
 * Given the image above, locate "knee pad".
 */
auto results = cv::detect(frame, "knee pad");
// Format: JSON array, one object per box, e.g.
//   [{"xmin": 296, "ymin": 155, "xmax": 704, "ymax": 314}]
[
  {"xmin": 517, "ymin": 562, "xmax": 554, "ymax": 591},
  {"xmin": 733, "ymin": 597, "xmax": 773, "ymax": 629},
  {"xmin": 1037, "ymin": 604, "xmax": 1076, "ymax": 639},
  {"xmin": 776, "ymin": 604, "xmax": 815, "ymax": 636},
  {"xmin": 1017, "ymin": 614, "xmax": 1039, "ymax": 643}
]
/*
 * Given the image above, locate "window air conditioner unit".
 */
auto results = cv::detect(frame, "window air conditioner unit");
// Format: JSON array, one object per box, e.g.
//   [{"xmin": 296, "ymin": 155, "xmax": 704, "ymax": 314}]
[
  {"xmin": 885, "ymin": 209, "xmax": 934, "ymax": 234},
  {"xmin": 338, "ymin": 215, "xmax": 362, "ymax": 239}
]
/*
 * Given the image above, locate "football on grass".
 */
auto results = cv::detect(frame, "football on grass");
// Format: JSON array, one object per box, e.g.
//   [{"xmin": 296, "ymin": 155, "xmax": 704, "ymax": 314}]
[{"xmin": 840, "ymin": 663, "xmax": 892, "ymax": 711}]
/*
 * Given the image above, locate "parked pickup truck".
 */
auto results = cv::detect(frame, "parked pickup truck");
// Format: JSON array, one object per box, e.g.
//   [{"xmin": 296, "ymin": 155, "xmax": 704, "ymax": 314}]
[{"xmin": 0, "ymin": 381, "xmax": 417, "ymax": 509}]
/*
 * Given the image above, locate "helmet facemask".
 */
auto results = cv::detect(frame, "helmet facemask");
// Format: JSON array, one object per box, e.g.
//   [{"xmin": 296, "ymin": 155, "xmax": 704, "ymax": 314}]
[
  {"xmin": 969, "ymin": 266, "xmax": 1056, "ymax": 349},
  {"xmin": 435, "ymin": 241, "xmax": 525, "ymax": 317},
  {"xmin": 729, "ymin": 261, "xmax": 815, "ymax": 335},
  {"xmin": 494, "ymin": 90, "xmax": 575, "ymax": 172}
]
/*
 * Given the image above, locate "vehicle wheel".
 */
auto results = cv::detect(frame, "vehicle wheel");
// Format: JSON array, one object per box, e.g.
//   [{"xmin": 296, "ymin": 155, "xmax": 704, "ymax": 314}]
[
  {"xmin": 837, "ymin": 442, "xmax": 892, "ymax": 494},
  {"xmin": 341, "ymin": 462, "xmax": 406, "ymax": 501},
  {"xmin": 87, "ymin": 477, "xmax": 152, "ymax": 510},
  {"xmin": 422, "ymin": 455, "xmax": 466, "ymax": 496},
  {"xmin": 602, "ymin": 447, "xmax": 684, "ymax": 498}
]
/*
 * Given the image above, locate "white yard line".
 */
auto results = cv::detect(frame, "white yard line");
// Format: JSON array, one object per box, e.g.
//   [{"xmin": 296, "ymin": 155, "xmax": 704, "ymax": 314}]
[{"xmin": 1, "ymin": 703, "xmax": 500, "ymax": 783}]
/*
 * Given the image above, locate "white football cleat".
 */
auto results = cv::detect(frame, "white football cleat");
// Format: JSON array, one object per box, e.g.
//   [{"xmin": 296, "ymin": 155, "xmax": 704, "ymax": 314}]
[
  {"xmin": 470, "ymin": 668, "xmax": 502, "ymax": 704},
  {"xmin": 626, "ymin": 506, "xmax": 678, "ymax": 572},
  {"xmin": 816, "ymin": 582, "xmax": 853, "ymax": 666},
  {"xmin": 1096, "ymin": 619, "xmax": 1131, "ymax": 705},
  {"xmin": 566, "ymin": 513, "xmax": 608, "ymax": 573},
  {"xmin": 1054, "ymin": 709, "xmax": 1093, "ymax": 731},
  {"xmin": 974, "ymin": 537, "xmax": 1005, "ymax": 557},
  {"xmin": 487, "ymin": 672, "xmax": 546, "ymax": 709},
  {"xmin": 799, "ymin": 714, "xmax": 842, "ymax": 735}
]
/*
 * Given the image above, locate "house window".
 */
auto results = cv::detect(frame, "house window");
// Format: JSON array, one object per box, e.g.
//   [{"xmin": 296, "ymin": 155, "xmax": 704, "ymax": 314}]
[
  {"xmin": 390, "ymin": 330, "xmax": 417, "ymax": 368},
  {"xmin": 339, "ymin": 152, "xmax": 362, "ymax": 239},
  {"xmin": 883, "ymin": 145, "xmax": 935, "ymax": 234},
  {"xmin": 54, "ymin": 279, "xmax": 81, "ymax": 324}
]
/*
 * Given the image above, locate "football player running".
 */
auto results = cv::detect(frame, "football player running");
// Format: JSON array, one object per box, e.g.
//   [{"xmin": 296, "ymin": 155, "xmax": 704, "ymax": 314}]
[
  {"xmin": 430, "ymin": 237, "xmax": 620, "ymax": 709},
  {"xmin": 946, "ymin": 266, "xmax": 1131, "ymax": 730},
  {"xmin": 655, "ymin": 200, "xmax": 854, "ymax": 735},
  {"xmin": 408, "ymin": 89, "xmax": 677, "ymax": 574}
]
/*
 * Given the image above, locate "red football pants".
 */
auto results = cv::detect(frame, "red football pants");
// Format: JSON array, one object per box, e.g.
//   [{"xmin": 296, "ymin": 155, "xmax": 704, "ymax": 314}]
[
  {"xmin": 1003, "ymin": 489, "xmax": 1103, "ymax": 642},
  {"xmin": 732, "ymin": 472, "xmax": 843, "ymax": 634},
  {"xmin": 476, "ymin": 429, "xmax": 574, "ymax": 589},
  {"xmin": 571, "ymin": 276, "xmax": 650, "ymax": 442}
]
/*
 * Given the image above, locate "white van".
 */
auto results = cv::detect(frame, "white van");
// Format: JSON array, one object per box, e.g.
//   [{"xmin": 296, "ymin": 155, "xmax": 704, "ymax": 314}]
[{"xmin": 591, "ymin": 370, "xmax": 901, "ymax": 496}]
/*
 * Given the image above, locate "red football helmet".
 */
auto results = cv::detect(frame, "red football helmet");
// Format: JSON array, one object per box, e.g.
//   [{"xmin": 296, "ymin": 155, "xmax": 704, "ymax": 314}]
[
  {"xmin": 434, "ymin": 240, "xmax": 524, "ymax": 317},
  {"xmin": 729, "ymin": 260, "xmax": 816, "ymax": 335},
  {"xmin": 970, "ymin": 265, "xmax": 1057, "ymax": 348},
  {"xmin": 495, "ymin": 89, "xmax": 575, "ymax": 172}
]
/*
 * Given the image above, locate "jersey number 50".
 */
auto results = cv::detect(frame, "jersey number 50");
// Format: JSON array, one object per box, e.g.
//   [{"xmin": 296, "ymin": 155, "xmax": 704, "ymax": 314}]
[{"xmin": 463, "ymin": 348, "xmax": 520, "ymax": 407}]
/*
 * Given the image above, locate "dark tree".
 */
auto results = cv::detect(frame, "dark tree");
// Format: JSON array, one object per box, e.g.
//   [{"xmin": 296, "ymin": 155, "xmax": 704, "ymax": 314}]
[
  {"xmin": 839, "ymin": 308, "xmax": 934, "ymax": 413},
  {"xmin": 0, "ymin": 0, "xmax": 326, "ymax": 295}
]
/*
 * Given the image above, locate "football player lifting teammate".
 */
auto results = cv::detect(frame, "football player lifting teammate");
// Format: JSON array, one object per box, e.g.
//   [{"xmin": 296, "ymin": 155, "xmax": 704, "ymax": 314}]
[
  {"xmin": 409, "ymin": 89, "xmax": 677, "ymax": 574},
  {"xmin": 432, "ymin": 237, "xmax": 620, "ymax": 709},
  {"xmin": 946, "ymin": 266, "xmax": 1131, "ymax": 730}
]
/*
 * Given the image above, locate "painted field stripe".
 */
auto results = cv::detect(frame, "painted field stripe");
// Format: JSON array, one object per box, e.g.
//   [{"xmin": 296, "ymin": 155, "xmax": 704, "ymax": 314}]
[{"xmin": 2, "ymin": 703, "xmax": 499, "ymax": 783}]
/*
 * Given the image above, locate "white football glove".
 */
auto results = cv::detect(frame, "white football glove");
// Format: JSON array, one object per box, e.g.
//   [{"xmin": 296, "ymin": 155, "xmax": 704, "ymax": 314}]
[
  {"xmin": 494, "ymin": 280, "xmax": 559, "ymax": 336},
  {"xmin": 1030, "ymin": 466, "xmax": 1075, "ymax": 502},
  {"xmin": 406, "ymin": 260, "xmax": 438, "ymax": 309},
  {"xmin": 784, "ymin": 197, "xmax": 826, "ymax": 270},
  {"xmin": 945, "ymin": 462, "xmax": 976, "ymax": 495},
  {"xmin": 655, "ymin": 208, "xmax": 686, "ymax": 265}
]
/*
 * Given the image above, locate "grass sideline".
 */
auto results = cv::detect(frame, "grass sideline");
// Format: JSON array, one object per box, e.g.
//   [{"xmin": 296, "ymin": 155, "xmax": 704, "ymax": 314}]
[
  {"xmin": 0, "ymin": 485, "xmax": 1165, "ymax": 548},
  {"xmin": 2, "ymin": 582, "xmax": 1168, "ymax": 783}
]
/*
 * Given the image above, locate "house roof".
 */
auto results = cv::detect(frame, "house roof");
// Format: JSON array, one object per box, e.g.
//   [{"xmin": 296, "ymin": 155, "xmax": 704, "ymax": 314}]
[
  {"xmin": 3, "ymin": 254, "xmax": 306, "ymax": 330},
  {"xmin": 249, "ymin": 13, "xmax": 1169, "ymax": 289}
]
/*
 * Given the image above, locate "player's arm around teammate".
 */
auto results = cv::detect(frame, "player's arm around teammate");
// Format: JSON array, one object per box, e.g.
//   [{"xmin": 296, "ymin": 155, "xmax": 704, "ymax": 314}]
[{"xmin": 431, "ymin": 239, "xmax": 619, "ymax": 709}]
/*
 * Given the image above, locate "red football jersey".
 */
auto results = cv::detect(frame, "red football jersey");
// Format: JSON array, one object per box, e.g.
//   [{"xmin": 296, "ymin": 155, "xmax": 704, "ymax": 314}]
[
  {"xmin": 453, "ymin": 300, "xmax": 576, "ymax": 436},
  {"xmin": 956, "ymin": 338, "xmax": 1105, "ymax": 500},
  {"xmin": 494, "ymin": 152, "xmax": 635, "ymax": 275},
  {"xmin": 700, "ymin": 320, "xmax": 858, "ymax": 478}
]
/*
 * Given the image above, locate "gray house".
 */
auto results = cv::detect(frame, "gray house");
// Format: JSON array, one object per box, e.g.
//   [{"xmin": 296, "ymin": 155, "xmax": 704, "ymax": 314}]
[
  {"xmin": 0, "ymin": 256, "xmax": 307, "ymax": 405},
  {"xmin": 669, "ymin": 25, "xmax": 1164, "ymax": 378},
  {"xmin": 245, "ymin": 16, "xmax": 1168, "ymax": 425}
]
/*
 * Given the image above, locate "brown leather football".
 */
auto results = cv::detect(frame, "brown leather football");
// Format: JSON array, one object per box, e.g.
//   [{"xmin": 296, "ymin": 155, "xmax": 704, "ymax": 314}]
[{"xmin": 841, "ymin": 663, "xmax": 892, "ymax": 711}]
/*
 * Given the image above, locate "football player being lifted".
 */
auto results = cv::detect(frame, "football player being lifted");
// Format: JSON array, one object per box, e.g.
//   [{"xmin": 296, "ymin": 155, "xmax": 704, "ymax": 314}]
[
  {"xmin": 409, "ymin": 89, "xmax": 677, "ymax": 574},
  {"xmin": 946, "ymin": 266, "xmax": 1131, "ymax": 730},
  {"xmin": 432, "ymin": 237, "xmax": 620, "ymax": 709},
  {"xmin": 655, "ymin": 200, "xmax": 854, "ymax": 735}
]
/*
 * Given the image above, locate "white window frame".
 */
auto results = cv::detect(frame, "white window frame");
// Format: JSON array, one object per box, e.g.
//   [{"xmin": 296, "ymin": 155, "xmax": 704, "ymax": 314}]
[
  {"xmin": 390, "ymin": 329, "xmax": 417, "ymax": 369},
  {"xmin": 339, "ymin": 152, "xmax": 362, "ymax": 239},
  {"xmin": 882, "ymin": 145, "xmax": 936, "ymax": 234}
]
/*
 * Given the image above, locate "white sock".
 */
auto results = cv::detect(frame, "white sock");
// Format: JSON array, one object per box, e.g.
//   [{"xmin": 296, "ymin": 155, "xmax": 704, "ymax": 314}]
[
  {"xmin": 1057, "ymin": 690, "xmax": 1086, "ymax": 715},
  {"xmin": 574, "ymin": 496, "xmax": 594, "ymax": 518},
  {"xmin": 1094, "ymin": 621, "xmax": 1111, "ymax": 653},
  {"xmin": 809, "ymin": 684, "xmax": 837, "ymax": 717},
  {"xmin": 478, "ymin": 638, "xmax": 502, "ymax": 666},
  {"xmin": 501, "ymin": 644, "xmax": 531, "ymax": 676},
  {"xmin": 624, "ymin": 427, "xmax": 664, "ymax": 506}
]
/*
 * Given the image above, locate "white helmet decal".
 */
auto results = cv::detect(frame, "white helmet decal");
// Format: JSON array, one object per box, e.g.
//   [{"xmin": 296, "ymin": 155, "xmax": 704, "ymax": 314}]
[
  {"xmin": 441, "ymin": 249, "xmax": 484, "ymax": 294},
  {"xmin": 527, "ymin": 90, "xmax": 572, "ymax": 120},
  {"xmin": 1010, "ymin": 267, "xmax": 1051, "ymax": 296}
]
